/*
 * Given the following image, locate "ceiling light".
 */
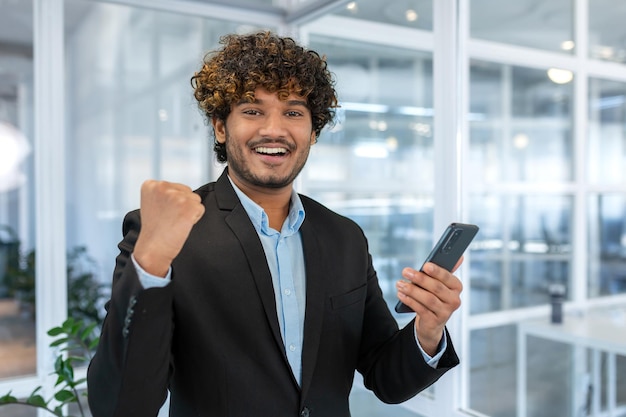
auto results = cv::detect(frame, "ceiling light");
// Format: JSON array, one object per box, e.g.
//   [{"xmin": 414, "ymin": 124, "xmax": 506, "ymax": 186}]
[
  {"xmin": 386, "ymin": 136, "xmax": 399, "ymax": 151},
  {"xmin": 547, "ymin": 68, "xmax": 573, "ymax": 84},
  {"xmin": 513, "ymin": 133, "xmax": 529, "ymax": 149},
  {"xmin": 396, "ymin": 106, "xmax": 433, "ymax": 116},
  {"xmin": 346, "ymin": 2, "xmax": 358, "ymax": 13},
  {"xmin": 0, "ymin": 121, "xmax": 31, "ymax": 192},
  {"xmin": 410, "ymin": 122, "xmax": 431, "ymax": 137},
  {"xmin": 560, "ymin": 40, "xmax": 575, "ymax": 51},
  {"xmin": 341, "ymin": 102, "xmax": 389, "ymax": 114},
  {"xmin": 597, "ymin": 46, "xmax": 615, "ymax": 59},
  {"xmin": 405, "ymin": 9, "xmax": 418, "ymax": 22},
  {"xmin": 354, "ymin": 143, "xmax": 389, "ymax": 159},
  {"xmin": 367, "ymin": 120, "xmax": 388, "ymax": 131}
]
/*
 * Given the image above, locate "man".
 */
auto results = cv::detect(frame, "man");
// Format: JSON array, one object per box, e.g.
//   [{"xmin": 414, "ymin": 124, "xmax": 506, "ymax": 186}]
[{"xmin": 87, "ymin": 31, "xmax": 462, "ymax": 417}]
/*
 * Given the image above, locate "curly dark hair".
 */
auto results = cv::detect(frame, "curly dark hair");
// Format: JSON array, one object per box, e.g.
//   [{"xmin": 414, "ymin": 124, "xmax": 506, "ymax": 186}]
[{"xmin": 191, "ymin": 31, "xmax": 338, "ymax": 163}]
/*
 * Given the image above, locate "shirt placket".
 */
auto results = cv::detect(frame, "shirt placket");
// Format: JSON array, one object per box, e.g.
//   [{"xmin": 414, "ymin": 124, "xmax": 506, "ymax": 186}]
[{"xmin": 276, "ymin": 234, "xmax": 302, "ymax": 385}]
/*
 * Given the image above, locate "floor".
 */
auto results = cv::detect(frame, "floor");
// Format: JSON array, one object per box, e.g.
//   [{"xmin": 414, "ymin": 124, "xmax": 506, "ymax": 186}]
[{"xmin": 0, "ymin": 300, "xmax": 36, "ymax": 380}]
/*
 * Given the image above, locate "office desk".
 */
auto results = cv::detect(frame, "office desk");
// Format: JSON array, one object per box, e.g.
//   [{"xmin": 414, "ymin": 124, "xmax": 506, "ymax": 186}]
[{"xmin": 517, "ymin": 309, "xmax": 626, "ymax": 417}]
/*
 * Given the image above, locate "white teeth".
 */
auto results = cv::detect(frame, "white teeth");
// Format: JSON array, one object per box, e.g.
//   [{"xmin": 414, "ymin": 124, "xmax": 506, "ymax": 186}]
[{"xmin": 255, "ymin": 147, "xmax": 287, "ymax": 155}]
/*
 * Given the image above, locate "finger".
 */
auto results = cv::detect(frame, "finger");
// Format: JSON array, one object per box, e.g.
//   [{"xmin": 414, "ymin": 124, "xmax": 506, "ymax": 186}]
[
  {"xmin": 157, "ymin": 180, "xmax": 193, "ymax": 193},
  {"xmin": 399, "ymin": 268, "xmax": 462, "ymax": 309},
  {"xmin": 191, "ymin": 204, "xmax": 206, "ymax": 224},
  {"xmin": 451, "ymin": 255, "xmax": 464, "ymax": 273},
  {"xmin": 420, "ymin": 263, "xmax": 463, "ymax": 292},
  {"xmin": 402, "ymin": 265, "xmax": 462, "ymax": 294},
  {"xmin": 142, "ymin": 180, "xmax": 195, "ymax": 197},
  {"xmin": 396, "ymin": 280, "xmax": 443, "ymax": 315},
  {"xmin": 403, "ymin": 275, "xmax": 449, "ymax": 305},
  {"xmin": 396, "ymin": 279, "xmax": 461, "ymax": 326}
]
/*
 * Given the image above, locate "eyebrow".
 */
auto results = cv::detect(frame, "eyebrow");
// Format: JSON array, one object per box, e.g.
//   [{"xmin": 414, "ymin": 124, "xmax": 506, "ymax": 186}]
[{"xmin": 236, "ymin": 98, "xmax": 309, "ymax": 107}]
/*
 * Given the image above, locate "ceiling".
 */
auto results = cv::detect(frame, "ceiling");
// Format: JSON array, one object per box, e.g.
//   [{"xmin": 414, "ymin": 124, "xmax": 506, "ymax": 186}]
[{"xmin": 0, "ymin": 0, "xmax": 625, "ymax": 106}]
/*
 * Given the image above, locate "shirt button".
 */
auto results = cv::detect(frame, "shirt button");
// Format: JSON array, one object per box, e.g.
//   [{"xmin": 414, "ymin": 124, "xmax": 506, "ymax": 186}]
[
  {"xmin": 284, "ymin": 288, "xmax": 291, "ymax": 296},
  {"xmin": 289, "ymin": 344, "xmax": 296, "ymax": 352}
]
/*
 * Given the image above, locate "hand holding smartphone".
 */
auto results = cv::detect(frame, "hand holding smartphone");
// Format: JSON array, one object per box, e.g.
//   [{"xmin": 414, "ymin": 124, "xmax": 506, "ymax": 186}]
[{"xmin": 395, "ymin": 222, "xmax": 479, "ymax": 313}]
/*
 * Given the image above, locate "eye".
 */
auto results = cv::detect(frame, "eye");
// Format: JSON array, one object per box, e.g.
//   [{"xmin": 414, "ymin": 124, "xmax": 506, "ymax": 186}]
[
  {"xmin": 242, "ymin": 109, "xmax": 261, "ymax": 116},
  {"xmin": 286, "ymin": 110, "xmax": 304, "ymax": 117}
]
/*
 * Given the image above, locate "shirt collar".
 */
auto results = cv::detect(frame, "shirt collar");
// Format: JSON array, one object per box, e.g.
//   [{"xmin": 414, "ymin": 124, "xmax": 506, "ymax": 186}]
[{"xmin": 227, "ymin": 175, "xmax": 305, "ymax": 236}]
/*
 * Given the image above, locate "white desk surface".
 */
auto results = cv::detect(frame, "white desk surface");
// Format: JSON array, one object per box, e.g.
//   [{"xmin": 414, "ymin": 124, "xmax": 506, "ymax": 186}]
[
  {"xmin": 519, "ymin": 308, "xmax": 626, "ymax": 356},
  {"xmin": 517, "ymin": 308, "xmax": 626, "ymax": 417}
]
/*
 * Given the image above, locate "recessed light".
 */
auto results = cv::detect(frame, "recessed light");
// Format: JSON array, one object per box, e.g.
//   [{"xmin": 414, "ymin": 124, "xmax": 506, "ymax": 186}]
[
  {"xmin": 405, "ymin": 9, "xmax": 418, "ymax": 22},
  {"xmin": 547, "ymin": 68, "xmax": 573, "ymax": 84},
  {"xmin": 513, "ymin": 133, "xmax": 529, "ymax": 149}
]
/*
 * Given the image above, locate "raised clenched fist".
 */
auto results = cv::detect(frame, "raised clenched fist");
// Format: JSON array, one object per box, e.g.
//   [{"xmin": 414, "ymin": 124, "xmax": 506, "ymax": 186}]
[{"xmin": 133, "ymin": 180, "xmax": 205, "ymax": 277}]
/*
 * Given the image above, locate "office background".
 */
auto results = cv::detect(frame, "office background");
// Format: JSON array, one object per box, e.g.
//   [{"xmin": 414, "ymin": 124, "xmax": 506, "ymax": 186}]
[{"xmin": 0, "ymin": 0, "xmax": 625, "ymax": 416}]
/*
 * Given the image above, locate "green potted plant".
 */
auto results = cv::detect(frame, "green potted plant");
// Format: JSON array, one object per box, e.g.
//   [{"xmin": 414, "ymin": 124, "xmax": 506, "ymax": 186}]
[
  {"xmin": 0, "ymin": 240, "xmax": 105, "ymax": 416},
  {"xmin": 0, "ymin": 317, "xmax": 99, "ymax": 416}
]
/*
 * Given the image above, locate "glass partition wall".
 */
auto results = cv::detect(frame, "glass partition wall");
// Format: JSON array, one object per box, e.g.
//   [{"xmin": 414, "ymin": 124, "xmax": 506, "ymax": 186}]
[
  {"xmin": 302, "ymin": 28, "xmax": 439, "ymax": 414},
  {"xmin": 0, "ymin": 0, "xmax": 36, "ymax": 384},
  {"xmin": 466, "ymin": 1, "xmax": 626, "ymax": 417},
  {"xmin": 1, "ymin": 1, "xmax": 625, "ymax": 417}
]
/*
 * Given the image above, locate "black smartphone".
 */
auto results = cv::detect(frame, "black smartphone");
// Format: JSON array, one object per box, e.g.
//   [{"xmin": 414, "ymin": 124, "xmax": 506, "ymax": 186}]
[{"xmin": 394, "ymin": 222, "xmax": 479, "ymax": 313}]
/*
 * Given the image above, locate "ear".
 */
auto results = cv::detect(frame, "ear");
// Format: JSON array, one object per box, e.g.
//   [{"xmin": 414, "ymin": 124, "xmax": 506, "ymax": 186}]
[
  {"xmin": 213, "ymin": 117, "xmax": 226, "ymax": 144},
  {"xmin": 310, "ymin": 131, "xmax": 317, "ymax": 145}
]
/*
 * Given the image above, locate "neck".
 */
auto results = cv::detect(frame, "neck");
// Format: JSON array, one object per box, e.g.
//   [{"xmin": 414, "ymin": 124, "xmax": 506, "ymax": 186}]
[
  {"xmin": 230, "ymin": 176, "xmax": 293, "ymax": 230},
  {"xmin": 255, "ymin": 193, "xmax": 292, "ymax": 231}
]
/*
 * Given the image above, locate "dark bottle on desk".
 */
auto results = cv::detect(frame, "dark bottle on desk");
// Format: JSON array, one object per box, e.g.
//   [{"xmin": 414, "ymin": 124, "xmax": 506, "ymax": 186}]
[{"xmin": 549, "ymin": 283, "xmax": 566, "ymax": 324}]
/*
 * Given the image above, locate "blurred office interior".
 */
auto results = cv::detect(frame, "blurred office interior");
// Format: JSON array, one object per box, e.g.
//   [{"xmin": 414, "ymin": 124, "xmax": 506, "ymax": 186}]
[{"xmin": 0, "ymin": 0, "xmax": 625, "ymax": 416}]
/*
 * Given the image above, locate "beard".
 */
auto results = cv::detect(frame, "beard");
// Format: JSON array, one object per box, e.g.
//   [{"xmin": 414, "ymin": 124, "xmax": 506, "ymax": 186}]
[{"xmin": 223, "ymin": 128, "xmax": 311, "ymax": 189}]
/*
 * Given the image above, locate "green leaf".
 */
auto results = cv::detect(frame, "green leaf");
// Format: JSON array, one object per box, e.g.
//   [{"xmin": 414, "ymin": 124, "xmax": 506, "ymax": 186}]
[
  {"xmin": 54, "ymin": 405, "xmax": 64, "ymax": 416},
  {"xmin": 62, "ymin": 318, "xmax": 75, "ymax": 331},
  {"xmin": 0, "ymin": 392, "xmax": 18, "ymax": 403},
  {"xmin": 81, "ymin": 322, "xmax": 98, "ymax": 340},
  {"xmin": 54, "ymin": 389, "xmax": 76, "ymax": 402},
  {"xmin": 47, "ymin": 326, "xmax": 65, "ymax": 336},
  {"xmin": 70, "ymin": 321, "xmax": 81, "ymax": 336},
  {"xmin": 54, "ymin": 355, "xmax": 64, "ymax": 373},
  {"xmin": 50, "ymin": 337, "xmax": 70, "ymax": 347},
  {"xmin": 26, "ymin": 394, "xmax": 47, "ymax": 407},
  {"xmin": 89, "ymin": 338, "xmax": 100, "ymax": 350},
  {"xmin": 60, "ymin": 363, "xmax": 75, "ymax": 381}
]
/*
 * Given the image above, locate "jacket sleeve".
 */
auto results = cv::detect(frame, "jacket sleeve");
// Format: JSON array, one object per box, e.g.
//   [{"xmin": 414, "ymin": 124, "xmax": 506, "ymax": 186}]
[
  {"xmin": 357, "ymin": 257, "xmax": 460, "ymax": 404},
  {"xmin": 87, "ymin": 210, "xmax": 174, "ymax": 417}
]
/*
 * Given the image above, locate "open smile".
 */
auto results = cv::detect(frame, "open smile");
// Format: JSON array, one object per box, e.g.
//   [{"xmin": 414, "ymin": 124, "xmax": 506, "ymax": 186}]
[{"xmin": 254, "ymin": 146, "xmax": 289, "ymax": 156}]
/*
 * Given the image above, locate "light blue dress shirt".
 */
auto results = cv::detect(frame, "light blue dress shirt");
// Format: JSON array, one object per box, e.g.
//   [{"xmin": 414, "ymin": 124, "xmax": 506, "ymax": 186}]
[
  {"xmin": 229, "ymin": 181, "xmax": 306, "ymax": 385},
  {"xmin": 132, "ymin": 176, "xmax": 445, "ymax": 386}
]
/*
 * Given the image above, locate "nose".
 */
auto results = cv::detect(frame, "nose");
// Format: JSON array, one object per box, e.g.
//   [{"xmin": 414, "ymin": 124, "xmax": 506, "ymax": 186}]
[{"xmin": 258, "ymin": 110, "xmax": 287, "ymax": 138}]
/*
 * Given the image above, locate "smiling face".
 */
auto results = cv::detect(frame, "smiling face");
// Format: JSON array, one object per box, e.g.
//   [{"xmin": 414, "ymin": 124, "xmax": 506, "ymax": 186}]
[{"xmin": 213, "ymin": 88, "xmax": 317, "ymax": 193}]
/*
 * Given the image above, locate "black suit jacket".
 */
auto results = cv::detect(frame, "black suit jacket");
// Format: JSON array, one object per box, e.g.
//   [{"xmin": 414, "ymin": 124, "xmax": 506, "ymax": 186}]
[{"xmin": 87, "ymin": 169, "xmax": 459, "ymax": 417}]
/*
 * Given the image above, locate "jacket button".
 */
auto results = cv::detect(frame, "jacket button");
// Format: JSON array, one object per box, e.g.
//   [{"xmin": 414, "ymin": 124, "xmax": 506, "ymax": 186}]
[{"xmin": 300, "ymin": 407, "xmax": 310, "ymax": 417}]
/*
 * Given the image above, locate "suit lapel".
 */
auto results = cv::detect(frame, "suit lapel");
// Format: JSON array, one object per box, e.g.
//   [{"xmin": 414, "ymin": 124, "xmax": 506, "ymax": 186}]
[
  {"xmin": 214, "ymin": 171, "xmax": 288, "ymax": 366},
  {"xmin": 214, "ymin": 172, "xmax": 325, "ymax": 392},
  {"xmin": 299, "ymin": 216, "xmax": 327, "ymax": 400}
]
